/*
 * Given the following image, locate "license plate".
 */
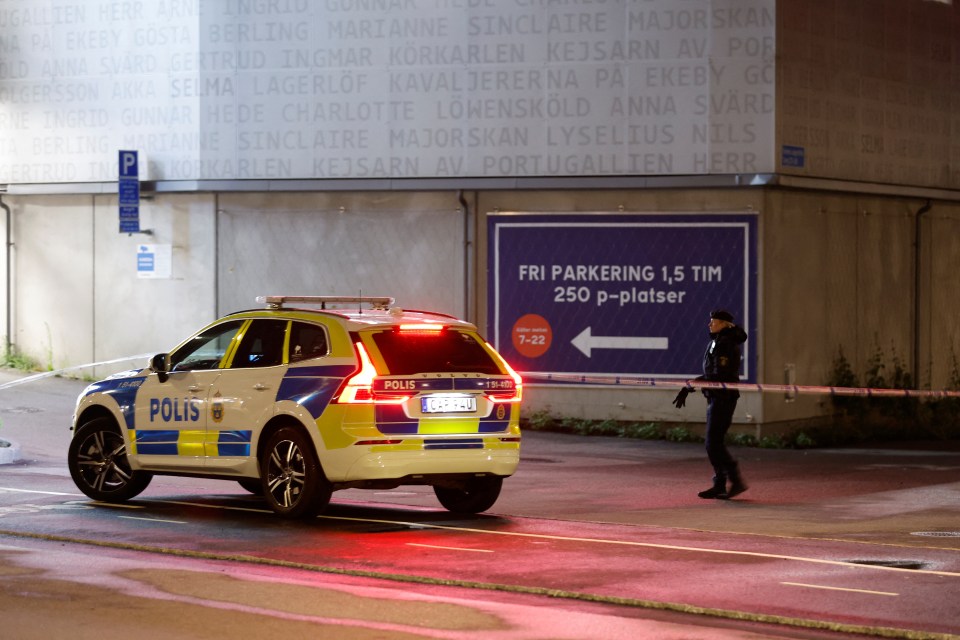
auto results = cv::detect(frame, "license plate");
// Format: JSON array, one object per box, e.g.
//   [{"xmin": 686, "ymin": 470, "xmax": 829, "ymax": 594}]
[{"xmin": 421, "ymin": 395, "xmax": 476, "ymax": 414}]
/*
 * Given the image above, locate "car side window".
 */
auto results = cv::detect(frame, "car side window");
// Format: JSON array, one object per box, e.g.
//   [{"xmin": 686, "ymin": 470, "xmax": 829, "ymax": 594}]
[
  {"xmin": 288, "ymin": 321, "xmax": 329, "ymax": 362},
  {"xmin": 231, "ymin": 319, "xmax": 289, "ymax": 369},
  {"xmin": 169, "ymin": 320, "xmax": 245, "ymax": 372}
]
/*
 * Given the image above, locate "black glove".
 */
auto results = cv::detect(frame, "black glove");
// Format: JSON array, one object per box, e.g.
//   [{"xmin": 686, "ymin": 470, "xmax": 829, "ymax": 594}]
[{"xmin": 672, "ymin": 386, "xmax": 693, "ymax": 409}]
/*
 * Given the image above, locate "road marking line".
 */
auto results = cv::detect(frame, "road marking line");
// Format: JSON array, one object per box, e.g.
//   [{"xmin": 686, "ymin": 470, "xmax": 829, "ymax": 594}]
[
  {"xmin": 407, "ymin": 543, "xmax": 493, "ymax": 553},
  {"xmin": 66, "ymin": 498, "xmax": 960, "ymax": 579},
  {"xmin": 0, "ymin": 527, "xmax": 944, "ymax": 640},
  {"xmin": 315, "ymin": 514, "xmax": 960, "ymax": 579},
  {"xmin": 162, "ymin": 499, "xmax": 273, "ymax": 515},
  {"xmin": 90, "ymin": 501, "xmax": 145, "ymax": 510},
  {"xmin": 602, "ymin": 521, "xmax": 960, "ymax": 553},
  {"xmin": 118, "ymin": 515, "xmax": 188, "ymax": 525},
  {"xmin": 781, "ymin": 582, "xmax": 898, "ymax": 597},
  {"xmin": 0, "ymin": 487, "xmax": 81, "ymax": 496}
]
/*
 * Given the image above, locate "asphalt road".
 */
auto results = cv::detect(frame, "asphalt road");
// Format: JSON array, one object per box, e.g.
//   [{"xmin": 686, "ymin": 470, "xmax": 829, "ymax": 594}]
[{"xmin": 1, "ymin": 369, "xmax": 959, "ymax": 639}]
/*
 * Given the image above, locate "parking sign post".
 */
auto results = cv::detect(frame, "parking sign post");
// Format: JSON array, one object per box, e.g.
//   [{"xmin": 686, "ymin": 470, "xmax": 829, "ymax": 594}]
[{"xmin": 118, "ymin": 150, "xmax": 140, "ymax": 233}]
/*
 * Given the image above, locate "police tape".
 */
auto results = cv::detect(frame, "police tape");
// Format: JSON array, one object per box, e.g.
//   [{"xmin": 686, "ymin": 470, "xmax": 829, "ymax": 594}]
[
  {"xmin": 519, "ymin": 372, "xmax": 960, "ymax": 399},
  {"xmin": 0, "ymin": 354, "xmax": 153, "ymax": 391},
  {"xmin": 3, "ymin": 355, "xmax": 957, "ymax": 401}
]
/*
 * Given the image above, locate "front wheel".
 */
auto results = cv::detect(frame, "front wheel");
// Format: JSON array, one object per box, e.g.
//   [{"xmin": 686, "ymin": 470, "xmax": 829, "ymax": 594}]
[
  {"xmin": 434, "ymin": 476, "xmax": 503, "ymax": 514},
  {"xmin": 260, "ymin": 426, "xmax": 331, "ymax": 518},
  {"xmin": 68, "ymin": 417, "xmax": 152, "ymax": 502}
]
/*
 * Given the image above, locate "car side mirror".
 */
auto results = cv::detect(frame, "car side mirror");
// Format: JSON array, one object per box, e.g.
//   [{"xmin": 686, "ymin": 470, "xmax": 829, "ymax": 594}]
[{"xmin": 150, "ymin": 353, "xmax": 170, "ymax": 382}]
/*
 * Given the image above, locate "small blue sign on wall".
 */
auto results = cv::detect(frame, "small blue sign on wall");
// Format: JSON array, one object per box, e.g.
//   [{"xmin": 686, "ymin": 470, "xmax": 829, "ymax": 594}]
[
  {"xmin": 781, "ymin": 145, "xmax": 805, "ymax": 168},
  {"xmin": 118, "ymin": 150, "xmax": 140, "ymax": 233},
  {"xmin": 137, "ymin": 245, "xmax": 155, "ymax": 273},
  {"xmin": 487, "ymin": 213, "xmax": 757, "ymax": 381}
]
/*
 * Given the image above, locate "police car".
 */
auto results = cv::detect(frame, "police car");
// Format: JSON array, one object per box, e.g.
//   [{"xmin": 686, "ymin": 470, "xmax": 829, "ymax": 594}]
[{"xmin": 68, "ymin": 296, "xmax": 522, "ymax": 518}]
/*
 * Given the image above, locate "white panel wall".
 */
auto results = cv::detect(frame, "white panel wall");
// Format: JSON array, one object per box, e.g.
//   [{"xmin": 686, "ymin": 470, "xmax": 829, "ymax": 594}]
[
  {"xmin": 12, "ymin": 196, "xmax": 95, "ymax": 370},
  {"xmin": 0, "ymin": 0, "xmax": 776, "ymax": 183},
  {"xmin": 216, "ymin": 192, "xmax": 466, "ymax": 319},
  {"xmin": 8, "ymin": 194, "xmax": 216, "ymax": 377},
  {"xmin": 92, "ymin": 193, "xmax": 217, "ymax": 372}
]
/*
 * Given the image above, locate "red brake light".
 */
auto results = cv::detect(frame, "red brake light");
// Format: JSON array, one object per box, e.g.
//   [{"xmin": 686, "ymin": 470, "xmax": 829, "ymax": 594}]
[
  {"xmin": 485, "ymin": 342, "xmax": 523, "ymax": 403},
  {"xmin": 337, "ymin": 342, "xmax": 378, "ymax": 404},
  {"xmin": 397, "ymin": 323, "xmax": 444, "ymax": 335},
  {"xmin": 337, "ymin": 342, "xmax": 407, "ymax": 404}
]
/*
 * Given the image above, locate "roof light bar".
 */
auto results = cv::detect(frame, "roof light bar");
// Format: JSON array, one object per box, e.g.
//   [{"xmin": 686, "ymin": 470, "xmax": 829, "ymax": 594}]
[{"xmin": 256, "ymin": 295, "xmax": 395, "ymax": 310}]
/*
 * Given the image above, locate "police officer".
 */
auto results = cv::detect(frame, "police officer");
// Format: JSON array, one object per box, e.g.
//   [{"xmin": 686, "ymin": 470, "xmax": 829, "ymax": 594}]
[{"xmin": 672, "ymin": 309, "xmax": 749, "ymax": 499}]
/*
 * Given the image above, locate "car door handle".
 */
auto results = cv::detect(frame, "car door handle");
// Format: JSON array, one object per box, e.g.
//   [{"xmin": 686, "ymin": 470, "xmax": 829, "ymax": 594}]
[
  {"xmin": 253, "ymin": 383, "xmax": 269, "ymax": 391},
  {"xmin": 188, "ymin": 385, "xmax": 202, "ymax": 392}
]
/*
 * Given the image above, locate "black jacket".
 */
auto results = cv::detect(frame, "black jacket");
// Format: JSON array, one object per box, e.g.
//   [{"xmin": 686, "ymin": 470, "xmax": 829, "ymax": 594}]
[{"xmin": 700, "ymin": 325, "xmax": 748, "ymax": 399}]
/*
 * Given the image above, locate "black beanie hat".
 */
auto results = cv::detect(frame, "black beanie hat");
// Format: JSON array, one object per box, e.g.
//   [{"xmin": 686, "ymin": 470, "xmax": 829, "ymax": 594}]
[{"xmin": 710, "ymin": 309, "xmax": 735, "ymax": 323}]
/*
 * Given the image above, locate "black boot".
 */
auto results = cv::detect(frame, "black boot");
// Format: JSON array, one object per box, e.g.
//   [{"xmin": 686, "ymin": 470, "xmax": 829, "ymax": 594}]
[
  {"xmin": 698, "ymin": 477, "xmax": 727, "ymax": 499},
  {"xmin": 725, "ymin": 467, "xmax": 748, "ymax": 499}
]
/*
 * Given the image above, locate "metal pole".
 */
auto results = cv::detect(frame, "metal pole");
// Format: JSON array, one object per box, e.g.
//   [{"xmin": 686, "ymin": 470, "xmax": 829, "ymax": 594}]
[
  {"xmin": 0, "ymin": 195, "xmax": 11, "ymax": 357},
  {"xmin": 913, "ymin": 199, "xmax": 932, "ymax": 384}
]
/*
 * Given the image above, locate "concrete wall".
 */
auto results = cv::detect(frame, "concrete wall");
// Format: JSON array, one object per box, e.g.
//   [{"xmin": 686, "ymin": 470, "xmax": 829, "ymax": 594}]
[
  {"xmin": 5, "ymin": 190, "xmax": 469, "ymax": 378},
  {"xmin": 8, "ymin": 194, "xmax": 216, "ymax": 377},
  {"xmin": 776, "ymin": 0, "xmax": 960, "ymax": 189},
  {"xmin": 91, "ymin": 193, "xmax": 217, "ymax": 376},
  {"xmin": 12, "ymin": 196, "xmax": 96, "ymax": 371},
  {"xmin": 3, "ymin": 186, "xmax": 959, "ymax": 431},
  {"xmin": 472, "ymin": 187, "xmax": 960, "ymax": 430},
  {"xmin": 926, "ymin": 204, "xmax": 960, "ymax": 386},
  {"xmin": 215, "ymin": 191, "xmax": 468, "ymax": 319}
]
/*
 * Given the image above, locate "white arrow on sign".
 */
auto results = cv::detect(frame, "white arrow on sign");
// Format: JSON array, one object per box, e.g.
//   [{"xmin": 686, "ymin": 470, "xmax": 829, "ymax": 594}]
[{"xmin": 571, "ymin": 327, "xmax": 669, "ymax": 358}]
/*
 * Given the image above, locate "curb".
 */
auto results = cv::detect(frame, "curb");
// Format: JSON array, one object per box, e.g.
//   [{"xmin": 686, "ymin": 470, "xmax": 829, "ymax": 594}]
[{"xmin": 0, "ymin": 438, "xmax": 21, "ymax": 464}]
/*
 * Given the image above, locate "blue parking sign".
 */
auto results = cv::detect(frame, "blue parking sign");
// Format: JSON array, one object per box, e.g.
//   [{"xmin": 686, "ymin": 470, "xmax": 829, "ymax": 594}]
[
  {"xmin": 118, "ymin": 150, "xmax": 140, "ymax": 233},
  {"xmin": 488, "ymin": 213, "xmax": 757, "ymax": 381}
]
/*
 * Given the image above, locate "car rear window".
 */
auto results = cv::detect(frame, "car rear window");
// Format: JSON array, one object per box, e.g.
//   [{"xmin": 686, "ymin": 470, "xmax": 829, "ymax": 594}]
[{"xmin": 370, "ymin": 329, "xmax": 502, "ymax": 375}]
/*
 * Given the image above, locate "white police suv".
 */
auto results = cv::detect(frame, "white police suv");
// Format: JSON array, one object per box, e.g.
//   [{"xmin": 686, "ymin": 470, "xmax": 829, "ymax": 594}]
[{"xmin": 68, "ymin": 296, "xmax": 522, "ymax": 518}]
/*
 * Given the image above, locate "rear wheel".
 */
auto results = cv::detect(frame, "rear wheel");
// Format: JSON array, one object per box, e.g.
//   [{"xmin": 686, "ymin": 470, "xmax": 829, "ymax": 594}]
[
  {"xmin": 434, "ymin": 476, "xmax": 503, "ymax": 514},
  {"xmin": 68, "ymin": 417, "xmax": 152, "ymax": 502},
  {"xmin": 260, "ymin": 426, "xmax": 331, "ymax": 518}
]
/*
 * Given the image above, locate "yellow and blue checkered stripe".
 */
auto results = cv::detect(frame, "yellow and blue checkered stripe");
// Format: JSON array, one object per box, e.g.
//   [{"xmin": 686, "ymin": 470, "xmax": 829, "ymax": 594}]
[{"xmin": 129, "ymin": 429, "xmax": 252, "ymax": 456}]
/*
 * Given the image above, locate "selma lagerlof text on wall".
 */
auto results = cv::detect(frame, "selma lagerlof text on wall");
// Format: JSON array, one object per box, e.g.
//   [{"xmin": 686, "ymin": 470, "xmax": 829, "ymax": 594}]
[{"xmin": 0, "ymin": 0, "xmax": 776, "ymax": 183}]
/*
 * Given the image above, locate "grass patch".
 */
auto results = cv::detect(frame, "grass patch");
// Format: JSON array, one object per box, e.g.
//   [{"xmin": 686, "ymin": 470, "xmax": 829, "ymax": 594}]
[{"xmin": 2, "ymin": 344, "xmax": 38, "ymax": 371}]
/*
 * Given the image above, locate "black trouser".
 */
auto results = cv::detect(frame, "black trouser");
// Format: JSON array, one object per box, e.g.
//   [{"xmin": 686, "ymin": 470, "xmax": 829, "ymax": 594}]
[{"xmin": 705, "ymin": 394, "xmax": 739, "ymax": 484}]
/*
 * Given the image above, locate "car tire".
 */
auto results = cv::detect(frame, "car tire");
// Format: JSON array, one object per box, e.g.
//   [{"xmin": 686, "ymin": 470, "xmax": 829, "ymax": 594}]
[
  {"xmin": 260, "ymin": 425, "xmax": 331, "ymax": 518},
  {"xmin": 68, "ymin": 417, "xmax": 152, "ymax": 502},
  {"xmin": 434, "ymin": 476, "xmax": 502, "ymax": 514}
]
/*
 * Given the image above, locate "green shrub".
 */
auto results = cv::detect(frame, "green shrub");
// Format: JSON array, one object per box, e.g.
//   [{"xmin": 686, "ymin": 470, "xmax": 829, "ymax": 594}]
[
  {"xmin": 524, "ymin": 410, "xmax": 557, "ymax": 431},
  {"xmin": 628, "ymin": 422, "xmax": 663, "ymax": 439},
  {"xmin": 793, "ymin": 432, "xmax": 816, "ymax": 448},
  {"xmin": 2, "ymin": 343, "xmax": 37, "ymax": 371},
  {"xmin": 729, "ymin": 432, "xmax": 757, "ymax": 447},
  {"xmin": 759, "ymin": 435, "xmax": 786, "ymax": 449},
  {"xmin": 665, "ymin": 426, "xmax": 700, "ymax": 443},
  {"xmin": 825, "ymin": 342, "xmax": 960, "ymax": 442}
]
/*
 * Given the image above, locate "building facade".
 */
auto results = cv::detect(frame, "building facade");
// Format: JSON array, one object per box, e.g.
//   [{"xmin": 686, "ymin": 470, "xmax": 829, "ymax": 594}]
[{"xmin": 1, "ymin": 0, "xmax": 958, "ymax": 430}]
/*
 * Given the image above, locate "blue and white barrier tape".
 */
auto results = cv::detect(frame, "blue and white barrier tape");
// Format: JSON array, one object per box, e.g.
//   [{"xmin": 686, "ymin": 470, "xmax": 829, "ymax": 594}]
[
  {"xmin": 520, "ymin": 372, "xmax": 960, "ymax": 399},
  {"xmin": 0, "ymin": 354, "xmax": 152, "ymax": 391}
]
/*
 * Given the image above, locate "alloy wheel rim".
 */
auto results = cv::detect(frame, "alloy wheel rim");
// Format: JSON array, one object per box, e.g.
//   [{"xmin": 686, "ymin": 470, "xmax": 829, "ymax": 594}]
[
  {"xmin": 267, "ymin": 439, "xmax": 306, "ymax": 508},
  {"xmin": 77, "ymin": 431, "xmax": 131, "ymax": 492}
]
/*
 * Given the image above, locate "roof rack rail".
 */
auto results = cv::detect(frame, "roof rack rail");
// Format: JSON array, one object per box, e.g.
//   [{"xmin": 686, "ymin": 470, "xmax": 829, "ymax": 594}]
[{"xmin": 256, "ymin": 295, "xmax": 395, "ymax": 311}]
